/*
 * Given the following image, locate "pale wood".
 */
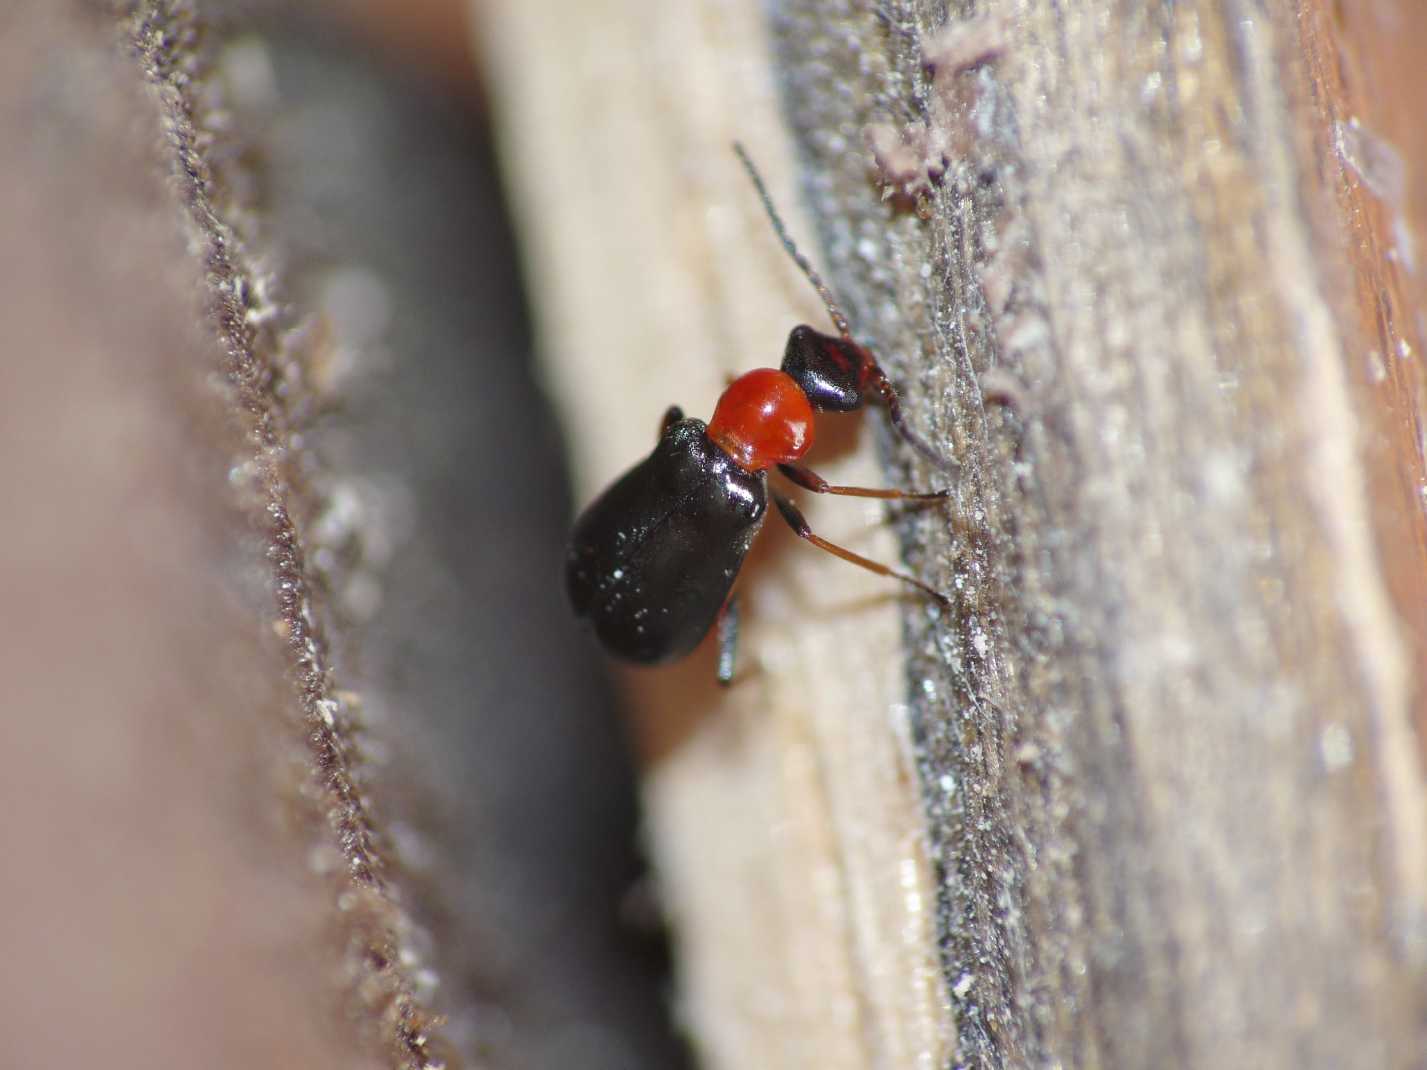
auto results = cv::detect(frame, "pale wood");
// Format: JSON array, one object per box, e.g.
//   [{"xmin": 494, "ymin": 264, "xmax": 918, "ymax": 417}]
[
  {"xmin": 478, "ymin": 2, "xmax": 955, "ymax": 1068},
  {"xmin": 477, "ymin": 0, "xmax": 1427, "ymax": 1067}
]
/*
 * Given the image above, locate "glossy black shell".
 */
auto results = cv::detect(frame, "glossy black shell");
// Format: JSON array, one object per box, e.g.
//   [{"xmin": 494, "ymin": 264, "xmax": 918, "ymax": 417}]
[
  {"xmin": 781, "ymin": 324, "xmax": 866, "ymax": 412},
  {"xmin": 566, "ymin": 418, "xmax": 767, "ymax": 664}
]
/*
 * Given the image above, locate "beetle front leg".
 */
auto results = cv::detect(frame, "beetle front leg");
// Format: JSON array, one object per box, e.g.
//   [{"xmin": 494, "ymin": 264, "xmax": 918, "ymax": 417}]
[{"xmin": 860, "ymin": 365, "xmax": 957, "ymax": 473}]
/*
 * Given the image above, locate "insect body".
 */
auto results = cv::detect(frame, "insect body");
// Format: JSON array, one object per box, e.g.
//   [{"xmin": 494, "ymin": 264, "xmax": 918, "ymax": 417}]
[
  {"xmin": 567, "ymin": 411, "xmax": 768, "ymax": 664},
  {"xmin": 566, "ymin": 145, "xmax": 951, "ymax": 682}
]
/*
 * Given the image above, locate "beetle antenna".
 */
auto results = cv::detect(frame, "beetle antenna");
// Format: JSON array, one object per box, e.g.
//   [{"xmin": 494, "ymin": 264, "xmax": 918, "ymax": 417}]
[
  {"xmin": 735, "ymin": 143, "xmax": 958, "ymax": 475},
  {"xmin": 733, "ymin": 142, "xmax": 853, "ymax": 341}
]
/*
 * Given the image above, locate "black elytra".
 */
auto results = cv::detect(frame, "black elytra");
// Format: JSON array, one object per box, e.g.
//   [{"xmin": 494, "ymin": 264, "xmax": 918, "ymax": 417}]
[{"xmin": 566, "ymin": 416, "xmax": 766, "ymax": 665}]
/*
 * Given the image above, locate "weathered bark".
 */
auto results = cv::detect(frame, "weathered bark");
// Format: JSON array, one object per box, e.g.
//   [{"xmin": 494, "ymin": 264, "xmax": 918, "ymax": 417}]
[
  {"xmin": 0, "ymin": 4, "xmax": 399, "ymax": 1068},
  {"xmin": 0, "ymin": 3, "xmax": 489, "ymax": 1067},
  {"xmin": 479, "ymin": 0, "xmax": 1427, "ymax": 1067}
]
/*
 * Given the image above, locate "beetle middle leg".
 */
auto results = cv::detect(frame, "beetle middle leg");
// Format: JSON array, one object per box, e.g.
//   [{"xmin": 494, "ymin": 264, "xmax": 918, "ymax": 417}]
[
  {"xmin": 772, "ymin": 492, "xmax": 948, "ymax": 604},
  {"xmin": 777, "ymin": 462, "xmax": 948, "ymax": 501}
]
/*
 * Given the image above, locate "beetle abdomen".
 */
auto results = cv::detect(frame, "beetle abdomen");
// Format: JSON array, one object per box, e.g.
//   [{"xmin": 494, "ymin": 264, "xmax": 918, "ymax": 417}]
[{"xmin": 566, "ymin": 419, "xmax": 766, "ymax": 664}]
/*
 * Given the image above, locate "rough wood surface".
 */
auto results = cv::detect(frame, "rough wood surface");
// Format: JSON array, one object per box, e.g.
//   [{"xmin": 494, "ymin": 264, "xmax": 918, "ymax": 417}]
[
  {"xmin": 0, "ymin": 4, "xmax": 395, "ymax": 1068},
  {"xmin": 0, "ymin": 3, "xmax": 473, "ymax": 1067},
  {"xmin": 479, "ymin": 0, "xmax": 1427, "ymax": 1067}
]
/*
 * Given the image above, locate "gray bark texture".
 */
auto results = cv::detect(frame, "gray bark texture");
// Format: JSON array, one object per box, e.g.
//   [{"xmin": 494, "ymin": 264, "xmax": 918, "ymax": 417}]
[{"xmin": 770, "ymin": 1, "xmax": 1427, "ymax": 1065}]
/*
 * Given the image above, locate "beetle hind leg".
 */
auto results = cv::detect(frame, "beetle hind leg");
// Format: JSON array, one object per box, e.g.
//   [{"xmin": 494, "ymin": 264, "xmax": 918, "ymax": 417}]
[
  {"xmin": 715, "ymin": 593, "xmax": 740, "ymax": 686},
  {"xmin": 772, "ymin": 492, "xmax": 948, "ymax": 605}
]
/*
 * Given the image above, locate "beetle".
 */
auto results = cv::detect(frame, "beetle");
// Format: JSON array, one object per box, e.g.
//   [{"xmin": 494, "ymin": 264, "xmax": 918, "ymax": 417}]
[{"xmin": 566, "ymin": 144, "xmax": 951, "ymax": 683}]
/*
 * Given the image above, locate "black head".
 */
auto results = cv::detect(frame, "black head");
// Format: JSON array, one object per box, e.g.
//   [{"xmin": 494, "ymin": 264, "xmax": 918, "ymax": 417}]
[{"xmin": 781, "ymin": 324, "xmax": 871, "ymax": 413}]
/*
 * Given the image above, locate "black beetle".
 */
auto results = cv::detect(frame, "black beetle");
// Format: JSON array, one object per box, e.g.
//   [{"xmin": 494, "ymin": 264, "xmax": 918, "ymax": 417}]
[{"xmin": 566, "ymin": 145, "xmax": 951, "ymax": 683}]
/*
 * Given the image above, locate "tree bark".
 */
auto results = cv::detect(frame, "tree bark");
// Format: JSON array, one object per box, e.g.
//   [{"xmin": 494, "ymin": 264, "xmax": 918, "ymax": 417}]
[
  {"xmin": 479, "ymin": 0, "xmax": 1427, "ymax": 1067},
  {"xmin": 0, "ymin": 4, "xmax": 401, "ymax": 1068}
]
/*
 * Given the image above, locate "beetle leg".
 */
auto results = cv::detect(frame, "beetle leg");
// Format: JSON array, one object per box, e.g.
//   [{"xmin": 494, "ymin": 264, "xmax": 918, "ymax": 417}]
[
  {"xmin": 715, "ymin": 592, "xmax": 740, "ymax": 686},
  {"xmin": 861, "ymin": 365, "xmax": 959, "ymax": 473},
  {"xmin": 772, "ymin": 492, "xmax": 948, "ymax": 605},
  {"xmin": 777, "ymin": 462, "xmax": 948, "ymax": 501},
  {"xmin": 660, "ymin": 405, "xmax": 684, "ymax": 437}
]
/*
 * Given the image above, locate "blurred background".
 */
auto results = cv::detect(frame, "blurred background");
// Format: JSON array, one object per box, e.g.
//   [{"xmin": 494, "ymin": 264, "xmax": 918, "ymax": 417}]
[{"xmin": 218, "ymin": 3, "xmax": 691, "ymax": 1066}]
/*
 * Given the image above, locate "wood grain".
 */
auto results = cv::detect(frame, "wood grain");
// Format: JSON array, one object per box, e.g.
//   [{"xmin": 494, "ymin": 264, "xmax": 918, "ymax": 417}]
[{"xmin": 477, "ymin": 0, "xmax": 1427, "ymax": 1065}]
